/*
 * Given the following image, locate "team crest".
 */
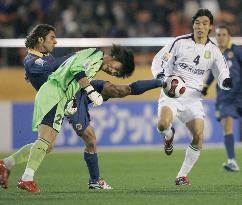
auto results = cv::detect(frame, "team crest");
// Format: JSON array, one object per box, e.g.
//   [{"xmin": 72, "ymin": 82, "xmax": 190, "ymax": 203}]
[
  {"xmin": 34, "ymin": 58, "xmax": 45, "ymax": 66},
  {"xmin": 83, "ymin": 59, "xmax": 92, "ymax": 69},
  {"xmin": 227, "ymin": 51, "xmax": 234, "ymax": 59},
  {"xmin": 204, "ymin": 50, "xmax": 211, "ymax": 59},
  {"xmin": 76, "ymin": 123, "xmax": 83, "ymax": 130},
  {"xmin": 161, "ymin": 52, "xmax": 171, "ymax": 62}
]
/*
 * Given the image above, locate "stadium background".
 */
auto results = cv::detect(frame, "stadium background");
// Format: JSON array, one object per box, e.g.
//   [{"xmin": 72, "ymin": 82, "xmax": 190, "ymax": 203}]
[{"xmin": 0, "ymin": 0, "xmax": 242, "ymax": 152}]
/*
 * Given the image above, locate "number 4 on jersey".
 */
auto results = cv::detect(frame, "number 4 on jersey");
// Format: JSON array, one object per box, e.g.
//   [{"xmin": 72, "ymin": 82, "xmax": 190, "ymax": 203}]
[{"xmin": 193, "ymin": 55, "xmax": 200, "ymax": 65}]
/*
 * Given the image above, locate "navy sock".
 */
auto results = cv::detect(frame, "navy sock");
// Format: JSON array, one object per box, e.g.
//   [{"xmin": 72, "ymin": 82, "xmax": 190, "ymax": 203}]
[
  {"xmin": 129, "ymin": 79, "xmax": 163, "ymax": 95},
  {"xmin": 84, "ymin": 152, "xmax": 100, "ymax": 182},
  {"xmin": 224, "ymin": 134, "xmax": 235, "ymax": 159}
]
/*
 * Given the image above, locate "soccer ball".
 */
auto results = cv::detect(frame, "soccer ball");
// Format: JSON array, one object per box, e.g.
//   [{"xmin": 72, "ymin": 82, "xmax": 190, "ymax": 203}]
[{"xmin": 163, "ymin": 75, "xmax": 186, "ymax": 98}]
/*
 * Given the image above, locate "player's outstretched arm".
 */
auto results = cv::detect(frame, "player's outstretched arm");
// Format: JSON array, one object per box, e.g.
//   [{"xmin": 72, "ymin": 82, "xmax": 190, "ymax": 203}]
[
  {"xmin": 76, "ymin": 72, "xmax": 103, "ymax": 106},
  {"xmin": 101, "ymin": 79, "xmax": 164, "ymax": 99}
]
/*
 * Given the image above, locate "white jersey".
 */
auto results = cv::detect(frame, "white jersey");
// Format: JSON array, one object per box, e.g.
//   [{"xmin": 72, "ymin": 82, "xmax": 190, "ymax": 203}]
[{"xmin": 151, "ymin": 33, "xmax": 230, "ymax": 91}]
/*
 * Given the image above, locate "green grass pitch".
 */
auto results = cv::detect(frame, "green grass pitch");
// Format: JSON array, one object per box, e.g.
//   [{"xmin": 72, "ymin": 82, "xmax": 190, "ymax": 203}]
[{"xmin": 1, "ymin": 148, "xmax": 242, "ymax": 205}]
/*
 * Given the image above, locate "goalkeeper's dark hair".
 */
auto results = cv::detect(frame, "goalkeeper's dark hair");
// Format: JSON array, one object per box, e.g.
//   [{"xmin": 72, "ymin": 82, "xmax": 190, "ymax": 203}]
[
  {"xmin": 192, "ymin": 8, "xmax": 214, "ymax": 25},
  {"xmin": 25, "ymin": 24, "xmax": 56, "ymax": 48},
  {"xmin": 110, "ymin": 45, "xmax": 135, "ymax": 78}
]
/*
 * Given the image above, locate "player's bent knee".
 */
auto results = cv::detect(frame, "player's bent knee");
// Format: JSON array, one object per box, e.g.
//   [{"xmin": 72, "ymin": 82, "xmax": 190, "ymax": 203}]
[
  {"xmin": 85, "ymin": 137, "xmax": 96, "ymax": 149},
  {"xmin": 191, "ymin": 133, "xmax": 203, "ymax": 148},
  {"xmin": 157, "ymin": 120, "xmax": 171, "ymax": 132},
  {"xmin": 81, "ymin": 132, "xmax": 97, "ymax": 152}
]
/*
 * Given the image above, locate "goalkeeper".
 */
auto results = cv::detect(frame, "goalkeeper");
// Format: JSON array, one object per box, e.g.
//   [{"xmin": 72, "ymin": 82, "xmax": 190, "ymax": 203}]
[{"xmin": 0, "ymin": 24, "xmax": 135, "ymax": 192}]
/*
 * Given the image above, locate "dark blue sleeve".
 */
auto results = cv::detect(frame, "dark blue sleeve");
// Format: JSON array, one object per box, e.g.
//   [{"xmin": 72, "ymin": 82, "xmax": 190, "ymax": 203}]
[
  {"xmin": 90, "ymin": 80, "xmax": 106, "ymax": 93},
  {"xmin": 129, "ymin": 79, "xmax": 162, "ymax": 95},
  {"xmin": 26, "ymin": 53, "xmax": 73, "ymax": 74},
  {"xmin": 234, "ymin": 45, "xmax": 242, "ymax": 65},
  {"xmin": 205, "ymin": 71, "xmax": 214, "ymax": 87}
]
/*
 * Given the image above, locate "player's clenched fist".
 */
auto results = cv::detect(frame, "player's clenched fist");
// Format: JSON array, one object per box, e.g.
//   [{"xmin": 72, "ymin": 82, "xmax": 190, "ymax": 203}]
[{"xmin": 84, "ymin": 85, "xmax": 103, "ymax": 106}]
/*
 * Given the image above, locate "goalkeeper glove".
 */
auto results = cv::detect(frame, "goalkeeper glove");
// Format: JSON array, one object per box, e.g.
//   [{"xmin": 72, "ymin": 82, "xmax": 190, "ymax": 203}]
[
  {"xmin": 84, "ymin": 85, "xmax": 103, "ymax": 106},
  {"xmin": 64, "ymin": 97, "xmax": 77, "ymax": 117}
]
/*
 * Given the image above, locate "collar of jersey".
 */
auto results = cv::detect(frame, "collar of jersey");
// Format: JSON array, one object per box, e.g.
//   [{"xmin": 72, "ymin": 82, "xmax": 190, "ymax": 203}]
[
  {"xmin": 226, "ymin": 40, "xmax": 232, "ymax": 49},
  {"xmin": 191, "ymin": 33, "xmax": 210, "ymax": 45},
  {"xmin": 28, "ymin": 49, "xmax": 49, "ymax": 57}
]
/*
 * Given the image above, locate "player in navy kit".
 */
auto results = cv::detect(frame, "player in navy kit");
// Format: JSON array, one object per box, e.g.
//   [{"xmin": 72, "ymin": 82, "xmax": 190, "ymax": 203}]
[
  {"xmin": 65, "ymin": 78, "xmax": 164, "ymax": 189},
  {"xmin": 202, "ymin": 24, "xmax": 242, "ymax": 171},
  {"xmin": 0, "ymin": 24, "xmax": 164, "ymax": 191}
]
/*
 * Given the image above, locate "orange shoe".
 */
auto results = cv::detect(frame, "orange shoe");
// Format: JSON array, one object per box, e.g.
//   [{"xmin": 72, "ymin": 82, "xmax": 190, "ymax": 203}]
[
  {"xmin": 17, "ymin": 179, "xmax": 40, "ymax": 192},
  {"xmin": 0, "ymin": 160, "xmax": 10, "ymax": 189}
]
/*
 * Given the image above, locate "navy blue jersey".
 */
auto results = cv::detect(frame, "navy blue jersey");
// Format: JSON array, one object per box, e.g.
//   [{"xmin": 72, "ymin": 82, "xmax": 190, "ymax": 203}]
[
  {"xmin": 206, "ymin": 44, "xmax": 242, "ymax": 102},
  {"xmin": 24, "ymin": 49, "xmax": 73, "ymax": 91}
]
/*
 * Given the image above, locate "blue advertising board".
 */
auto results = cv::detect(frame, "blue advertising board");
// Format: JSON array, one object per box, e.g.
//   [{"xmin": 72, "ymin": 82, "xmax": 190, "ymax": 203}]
[{"xmin": 12, "ymin": 100, "xmax": 241, "ymax": 149}]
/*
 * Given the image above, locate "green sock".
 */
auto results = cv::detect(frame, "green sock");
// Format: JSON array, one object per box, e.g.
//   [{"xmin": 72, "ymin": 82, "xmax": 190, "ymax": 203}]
[
  {"xmin": 26, "ymin": 138, "xmax": 49, "ymax": 171},
  {"xmin": 4, "ymin": 143, "xmax": 33, "ymax": 170},
  {"xmin": 12, "ymin": 143, "xmax": 33, "ymax": 164}
]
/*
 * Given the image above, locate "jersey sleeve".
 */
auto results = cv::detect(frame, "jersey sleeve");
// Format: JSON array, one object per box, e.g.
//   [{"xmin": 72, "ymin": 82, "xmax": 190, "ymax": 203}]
[
  {"xmin": 204, "ymin": 71, "xmax": 214, "ymax": 87},
  {"xmin": 234, "ymin": 45, "xmax": 242, "ymax": 65},
  {"xmin": 151, "ymin": 40, "xmax": 177, "ymax": 78},
  {"xmin": 69, "ymin": 49, "xmax": 102, "ymax": 80},
  {"xmin": 211, "ymin": 48, "xmax": 230, "ymax": 90},
  {"xmin": 25, "ymin": 54, "xmax": 73, "ymax": 74}
]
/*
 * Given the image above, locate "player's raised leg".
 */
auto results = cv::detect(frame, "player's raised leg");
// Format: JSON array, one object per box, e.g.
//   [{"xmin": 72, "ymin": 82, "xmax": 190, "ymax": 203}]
[
  {"xmin": 175, "ymin": 119, "xmax": 203, "ymax": 185},
  {"xmin": 157, "ymin": 106, "xmax": 175, "ymax": 155}
]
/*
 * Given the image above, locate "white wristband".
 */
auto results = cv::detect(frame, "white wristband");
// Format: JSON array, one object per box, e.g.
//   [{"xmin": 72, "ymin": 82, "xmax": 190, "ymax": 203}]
[{"xmin": 84, "ymin": 85, "xmax": 94, "ymax": 93}]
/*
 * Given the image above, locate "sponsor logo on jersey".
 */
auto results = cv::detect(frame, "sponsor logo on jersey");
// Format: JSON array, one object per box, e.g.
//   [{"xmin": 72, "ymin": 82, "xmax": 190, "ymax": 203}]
[
  {"xmin": 161, "ymin": 52, "xmax": 171, "ymax": 62},
  {"xmin": 227, "ymin": 51, "xmax": 234, "ymax": 59},
  {"xmin": 178, "ymin": 63, "xmax": 205, "ymax": 75},
  {"xmin": 204, "ymin": 50, "xmax": 211, "ymax": 59},
  {"xmin": 83, "ymin": 63, "xmax": 90, "ymax": 69},
  {"xmin": 34, "ymin": 58, "xmax": 46, "ymax": 66}
]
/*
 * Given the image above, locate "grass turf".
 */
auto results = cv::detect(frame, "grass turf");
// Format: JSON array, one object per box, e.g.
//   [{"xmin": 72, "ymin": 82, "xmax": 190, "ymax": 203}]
[{"xmin": 0, "ymin": 148, "xmax": 242, "ymax": 205}]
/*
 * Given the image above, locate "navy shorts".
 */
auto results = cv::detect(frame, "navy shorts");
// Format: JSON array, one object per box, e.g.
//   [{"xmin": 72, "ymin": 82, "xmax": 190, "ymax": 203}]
[
  {"xmin": 216, "ymin": 97, "xmax": 242, "ymax": 121},
  {"xmin": 41, "ymin": 104, "xmax": 64, "ymax": 132},
  {"xmin": 67, "ymin": 90, "xmax": 91, "ymax": 136}
]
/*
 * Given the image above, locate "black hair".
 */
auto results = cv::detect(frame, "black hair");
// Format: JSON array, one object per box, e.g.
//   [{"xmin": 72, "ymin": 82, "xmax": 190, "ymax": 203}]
[
  {"xmin": 110, "ymin": 44, "xmax": 135, "ymax": 78},
  {"xmin": 25, "ymin": 24, "xmax": 56, "ymax": 48},
  {"xmin": 192, "ymin": 8, "xmax": 214, "ymax": 25},
  {"xmin": 216, "ymin": 24, "xmax": 231, "ymax": 35}
]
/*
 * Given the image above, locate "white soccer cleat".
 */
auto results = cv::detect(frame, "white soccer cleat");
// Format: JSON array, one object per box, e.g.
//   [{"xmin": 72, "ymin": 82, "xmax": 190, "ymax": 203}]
[
  {"xmin": 88, "ymin": 178, "xmax": 112, "ymax": 190},
  {"xmin": 223, "ymin": 159, "xmax": 240, "ymax": 172}
]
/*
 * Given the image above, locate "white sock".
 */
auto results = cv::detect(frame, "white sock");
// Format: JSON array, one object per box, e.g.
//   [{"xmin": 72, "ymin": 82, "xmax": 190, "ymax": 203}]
[
  {"xmin": 157, "ymin": 124, "xmax": 173, "ymax": 140},
  {"xmin": 3, "ymin": 156, "xmax": 15, "ymax": 170},
  {"xmin": 228, "ymin": 158, "xmax": 235, "ymax": 163},
  {"xmin": 21, "ymin": 168, "xmax": 35, "ymax": 181},
  {"xmin": 177, "ymin": 145, "xmax": 200, "ymax": 177}
]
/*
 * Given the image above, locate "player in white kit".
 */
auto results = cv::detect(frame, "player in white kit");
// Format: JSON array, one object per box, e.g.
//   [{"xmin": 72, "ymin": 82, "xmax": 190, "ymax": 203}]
[{"xmin": 151, "ymin": 9, "xmax": 232, "ymax": 185}]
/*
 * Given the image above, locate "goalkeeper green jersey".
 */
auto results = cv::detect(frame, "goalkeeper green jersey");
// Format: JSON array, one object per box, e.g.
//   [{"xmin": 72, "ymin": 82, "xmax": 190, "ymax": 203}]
[{"xmin": 32, "ymin": 48, "xmax": 103, "ymax": 132}]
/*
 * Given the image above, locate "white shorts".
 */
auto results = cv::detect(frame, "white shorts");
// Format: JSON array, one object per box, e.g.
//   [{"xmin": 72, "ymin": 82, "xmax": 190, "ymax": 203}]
[{"xmin": 158, "ymin": 88, "xmax": 205, "ymax": 123}]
